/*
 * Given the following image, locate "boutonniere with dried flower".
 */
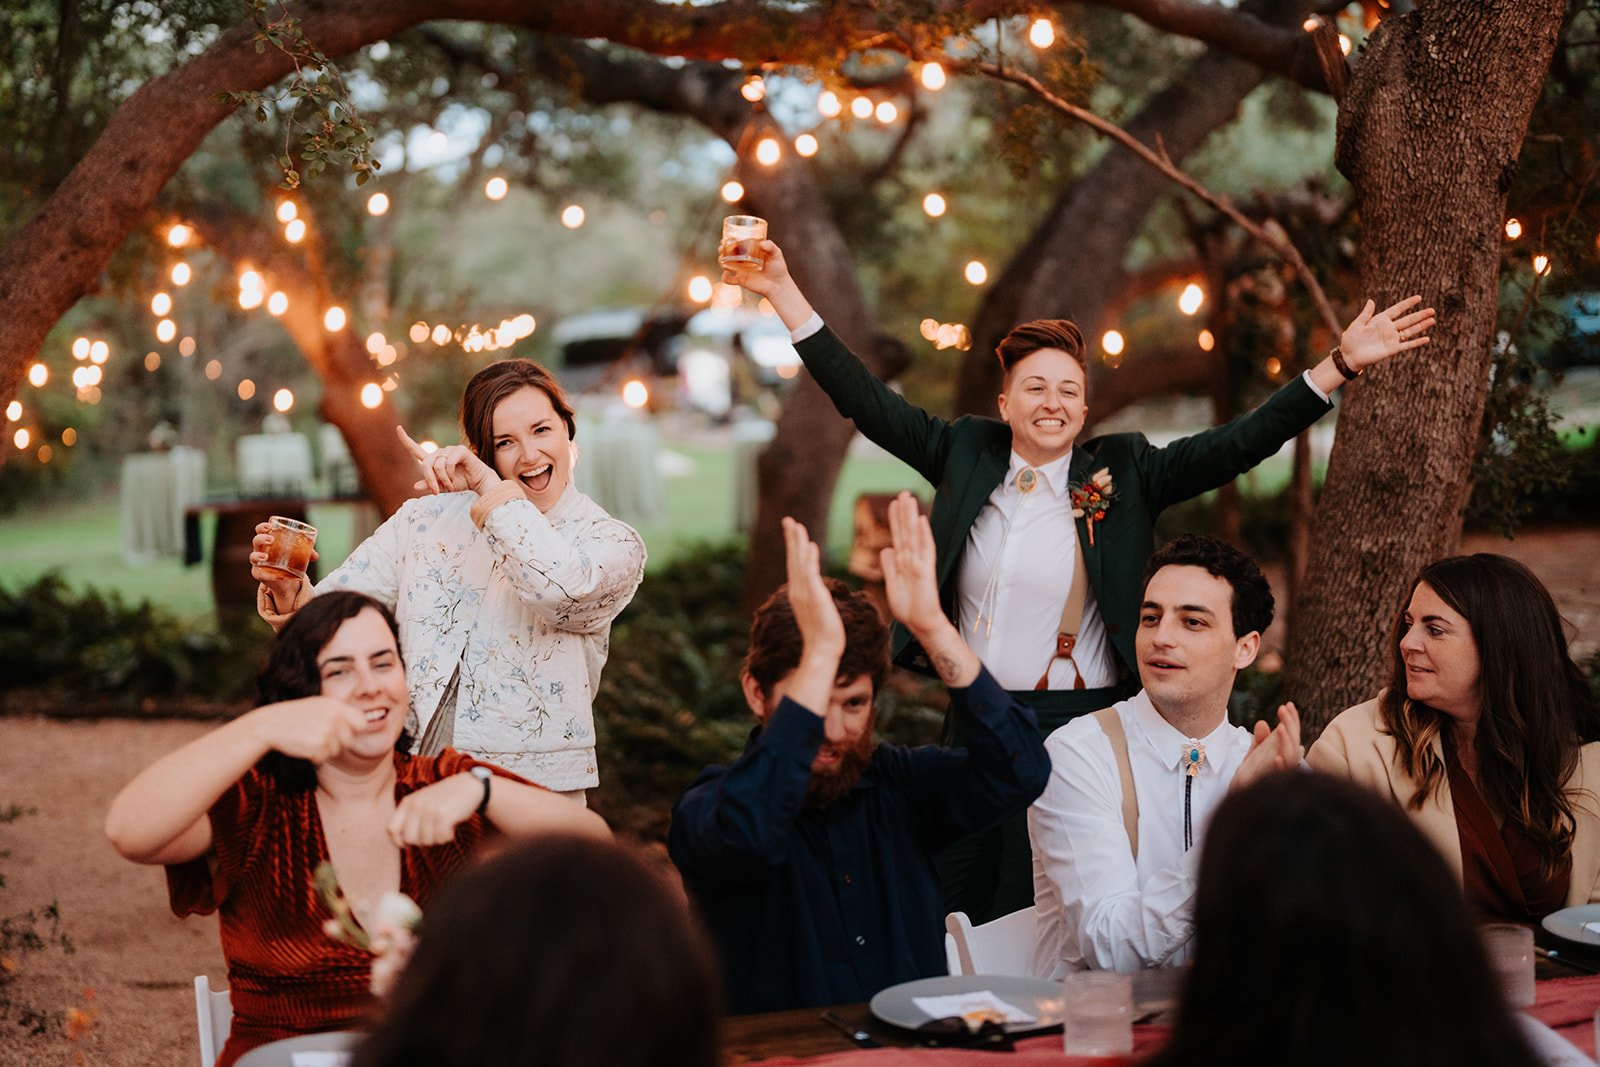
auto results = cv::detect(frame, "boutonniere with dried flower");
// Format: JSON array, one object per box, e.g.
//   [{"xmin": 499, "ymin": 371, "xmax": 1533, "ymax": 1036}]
[
  {"xmin": 1069, "ymin": 468, "xmax": 1116, "ymax": 546},
  {"xmin": 314, "ymin": 861, "xmax": 422, "ymax": 997}
]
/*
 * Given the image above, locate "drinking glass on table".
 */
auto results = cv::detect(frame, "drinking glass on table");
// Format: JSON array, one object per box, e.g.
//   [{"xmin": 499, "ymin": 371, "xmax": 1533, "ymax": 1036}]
[
  {"xmin": 1481, "ymin": 923, "xmax": 1536, "ymax": 1008},
  {"xmin": 1062, "ymin": 971, "xmax": 1133, "ymax": 1056},
  {"xmin": 719, "ymin": 215, "xmax": 768, "ymax": 268},
  {"xmin": 256, "ymin": 516, "xmax": 318, "ymax": 581}
]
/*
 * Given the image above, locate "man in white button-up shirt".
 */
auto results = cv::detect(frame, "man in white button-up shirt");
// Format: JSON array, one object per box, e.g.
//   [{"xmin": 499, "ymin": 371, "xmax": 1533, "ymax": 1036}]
[{"xmin": 1029, "ymin": 534, "xmax": 1303, "ymax": 976}]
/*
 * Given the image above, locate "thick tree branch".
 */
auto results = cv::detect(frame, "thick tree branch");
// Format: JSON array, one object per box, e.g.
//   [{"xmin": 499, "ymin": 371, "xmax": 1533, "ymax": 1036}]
[
  {"xmin": 975, "ymin": 61, "xmax": 1343, "ymax": 340},
  {"xmin": 1059, "ymin": 0, "xmax": 1332, "ymax": 93}
]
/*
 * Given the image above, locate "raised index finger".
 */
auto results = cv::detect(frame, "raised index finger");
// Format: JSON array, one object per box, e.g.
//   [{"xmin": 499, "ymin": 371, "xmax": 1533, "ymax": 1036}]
[{"xmin": 394, "ymin": 425, "xmax": 430, "ymax": 460}]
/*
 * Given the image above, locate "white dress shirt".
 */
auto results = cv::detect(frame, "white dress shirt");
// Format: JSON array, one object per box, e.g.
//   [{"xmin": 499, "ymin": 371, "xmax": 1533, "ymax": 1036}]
[
  {"xmin": 1027, "ymin": 690, "xmax": 1253, "ymax": 976},
  {"xmin": 955, "ymin": 452, "xmax": 1116, "ymax": 690}
]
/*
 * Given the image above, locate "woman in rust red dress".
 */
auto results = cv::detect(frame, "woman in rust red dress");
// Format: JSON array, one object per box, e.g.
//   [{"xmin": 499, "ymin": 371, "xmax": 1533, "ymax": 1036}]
[
  {"xmin": 104, "ymin": 592, "xmax": 608, "ymax": 1067},
  {"xmin": 1310, "ymin": 554, "xmax": 1600, "ymax": 922}
]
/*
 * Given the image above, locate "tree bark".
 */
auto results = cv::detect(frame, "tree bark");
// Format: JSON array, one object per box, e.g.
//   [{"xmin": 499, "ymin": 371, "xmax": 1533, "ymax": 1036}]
[{"xmin": 1283, "ymin": 0, "xmax": 1568, "ymax": 738}]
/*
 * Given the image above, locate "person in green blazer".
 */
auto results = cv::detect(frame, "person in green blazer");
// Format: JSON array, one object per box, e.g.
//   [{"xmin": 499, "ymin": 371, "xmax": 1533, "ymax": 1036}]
[{"xmin": 724, "ymin": 239, "xmax": 1434, "ymax": 921}]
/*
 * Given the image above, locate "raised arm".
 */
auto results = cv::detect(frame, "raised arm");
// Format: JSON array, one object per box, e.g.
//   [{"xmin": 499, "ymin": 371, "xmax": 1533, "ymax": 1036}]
[
  {"xmin": 104, "ymin": 697, "xmax": 368, "ymax": 865},
  {"xmin": 722, "ymin": 240, "xmax": 956, "ymax": 484},
  {"xmin": 668, "ymin": 518, "xmax": 843, "ymax": 878},
  {"xmin": 1305, "ymin": 296, "xmax": 1434, "ymax": 396}
]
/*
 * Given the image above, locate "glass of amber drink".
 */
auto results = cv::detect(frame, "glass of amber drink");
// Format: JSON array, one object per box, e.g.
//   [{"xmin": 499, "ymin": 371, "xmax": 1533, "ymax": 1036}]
[
  {"xmin": 719, "ymin": 215, "xmax": 768, "ymax": 268},
  {"xmin": 259, "ymin": 516, "xmax": 318, "ymax": 581}
]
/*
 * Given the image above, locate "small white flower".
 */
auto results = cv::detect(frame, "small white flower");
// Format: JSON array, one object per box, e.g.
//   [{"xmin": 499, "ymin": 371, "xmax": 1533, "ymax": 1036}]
[{"xmin": 373, "ymin": 891, "xmax": 423, "ymax": 932}]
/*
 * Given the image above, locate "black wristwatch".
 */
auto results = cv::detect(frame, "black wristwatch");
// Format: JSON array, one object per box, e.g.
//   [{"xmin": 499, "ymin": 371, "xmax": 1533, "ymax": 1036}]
[{"xmin": 468, "ymin": 765, "xmax": 493, "ymax": 815}]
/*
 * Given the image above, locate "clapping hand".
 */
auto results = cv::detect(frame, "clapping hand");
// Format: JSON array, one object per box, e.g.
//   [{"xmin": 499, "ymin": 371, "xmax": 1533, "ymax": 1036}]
[
  {"xmin": 1340, "ymin": 296, "xmax": 1436, "ymax": 371},
  {"xmin": 782, "ymin": 516, "xmax": 845, "ymax": 660},
  {"xmin": 397, "ymin": 426, "xmax": 500, "ymax": 496},
  {"xmin": 879, "ymin": 492, "xmax": 942, "ymax": 633},
  {"xmin": 1232, "ymin": 701, "xmax": 1304, "ymax": 791}
]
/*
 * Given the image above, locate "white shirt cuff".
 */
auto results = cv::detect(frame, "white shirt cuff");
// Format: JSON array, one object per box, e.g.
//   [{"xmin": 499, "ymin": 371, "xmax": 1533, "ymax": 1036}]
[
  {"xmin": 790, "ymin": 313, "xmax": 825, "ymax": 343},
  {"xmin": 1301, "ymin": 369, "xmax": 1330, "ymax": 403}
]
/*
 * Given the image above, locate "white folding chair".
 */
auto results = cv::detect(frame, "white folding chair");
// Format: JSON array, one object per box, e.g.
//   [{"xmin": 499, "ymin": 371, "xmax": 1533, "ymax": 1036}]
[
  {"xmin": 944, "ymin": 906, "xmax": 1040, "ymax": 976},
  {"xmin": 194, "ymin": 975, "xmax": 232, "ymax": 1067}
]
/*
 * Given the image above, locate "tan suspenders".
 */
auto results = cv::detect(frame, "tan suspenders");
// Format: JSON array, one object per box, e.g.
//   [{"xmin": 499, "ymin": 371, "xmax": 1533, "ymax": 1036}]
[
  {"xmin": 1092, "ymin": 706, "xmax": 1139, "ymax": 860},
  {"xmin": 1033, "ymin": 535, "xmax": 1090, "ymax": 691}
]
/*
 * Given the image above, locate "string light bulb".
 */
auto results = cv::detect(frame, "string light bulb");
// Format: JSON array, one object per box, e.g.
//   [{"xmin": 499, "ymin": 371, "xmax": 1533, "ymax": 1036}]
[
  {"xmin": 721, "ymin": 180, "xmax": 745, "ymax": 203},
  {"xmin": 267, "ymin": 291, "xmax": 289, "ymax": 316},
  {"xmin": 1533, "ymin": 254, "xmax": 1551, "ymax": 276},
  {"xmin": 622, "ymin": 379, "xmax": 650, "ymax": 409},
  {"xmin": 89, "ymin": 340, "xmax": 109, "ymax": 364},
  {"xmin": 284, "ymin": 219, "xmax": 307, "ymax": 243},
  {"xmin": 237, "ymin": 379, "xmax": 256, "ymax": 401},
  {"xmin": 964, "ymin": 260, "xmax": 988, "ymax": 286},
  {"xmin": 795, "ymin": 133, "xmax": 819, "ymax": 158},
  {"xmin": 324, "ymin": 306, "xmax": 347, "ymax": 331},
  {"xmin": 276, "ymin": 202, "xmax": 298, "ymax": 223},
  {"xmin": 817, "ymin": 91, "xmax": 842, "ymax": 118},
  {"xmin": 409, "ymin": 322, "xmax": 429, "ymax": 343},
  {"xmin": 1029, "ymin": 19, "xmax": 1055, "ymax": 48},
  {"xmin": 484, "ymin": 176, "xmax": 508, "ymax": 201},
  {"xmin": 367, "ymin": 192, "xmax": 390, "ymax": 216},
  {"xmin": 273, "ymin": 388, "xmax": 294, "ymax": 413},
  {"xmin": 1178, "ymin": 284, "xmax": 1204, "ymax": 316},
  {"xmin": 170, "ymin": 262, "xmax": 192, "ymax": 286},
  {"xmin": 72, "ymin": 338, "xmax": 90, "ymax": 359},
  {"xmin": 921, "ymin": 63, "xmax": 946, "ymax": 91},
  {"xmin": 687, "ymin": 275, "xmax": 713, "ymax": 303},
  {"xmin": 741, "ymin": 76, "xmax": 766, "ymax": 102},
  {"xmin": 166, "ymin": 223, "xmax": 192, "ymax": 248},
  {"xmin": 923, "ymin": 193, "xmax": 947, "ymax": 218},
  {"xmin": 561, "ymin": 204, "xmax": 586, "ymax": 229},
  {"xmin": 1198, "ymin": 329, "xmax": 1215, "ymax": 351},
  {"xmin": 360, "ymin": 383, "xmax": 384, "ymax": 409},
  {"xmin": 850, "ymin": 96, "xmax": 873, "ymax": 119},
  {"xmin": 875, "ymin": 101, "xmax": 898, "ymax": 124},
  {"xmin": 5, "ymin": 401, "xmax": 20, "ymax": 421},
  {"xmin": 1504, "ymin": 218, "xmax": 1522, "ymax": 240},
  {"xmin": 755, "ymin": 138, "xmax": 781, "ymax": 166},
  {"xmin": 156, "ymin": 319, "xmax": 177, "ymax": 343},
  {"xmin": 1102, "ymin": 330, "xmax": 1125, "ymax": 356},
  {"xmin": 151, "ymin": 292, "xmax": 173, "ymax": 316},
  {"xmin": 27, "ymin": 363, "xmax": 48, "ymax": 387}
]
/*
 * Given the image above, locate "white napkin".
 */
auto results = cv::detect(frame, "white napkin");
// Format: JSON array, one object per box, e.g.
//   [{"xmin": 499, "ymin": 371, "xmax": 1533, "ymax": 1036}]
[
  {"xmin": 912, "ymin": 991, "xmax": 1037, "ymax": 1026},
  {"xmin": 1581, "ymin": 921, "xmax": 1600, "ymax": 936},
  {"xmin": 290, "ymin": 1053, "xmax": 352, "ymax": 1067}
]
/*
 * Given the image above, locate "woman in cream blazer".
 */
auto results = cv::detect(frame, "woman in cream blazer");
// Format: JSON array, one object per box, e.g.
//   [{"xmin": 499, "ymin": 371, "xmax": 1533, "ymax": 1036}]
[{"xmin": 1309, "ymin": 554, "xmax": 1600, "ymax": 915}]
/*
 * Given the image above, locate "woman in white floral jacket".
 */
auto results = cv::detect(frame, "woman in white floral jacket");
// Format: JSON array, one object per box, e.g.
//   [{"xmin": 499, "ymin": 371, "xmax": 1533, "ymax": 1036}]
[{"xmin": 251, "ymin": 361, "xmax": 647, "ymax": 800}]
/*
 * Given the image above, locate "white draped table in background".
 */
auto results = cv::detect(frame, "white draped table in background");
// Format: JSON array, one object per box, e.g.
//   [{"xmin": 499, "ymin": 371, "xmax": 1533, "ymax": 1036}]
[{"xmin": 120, "ymin": 447, "xmax": 207, "ymax": 562}]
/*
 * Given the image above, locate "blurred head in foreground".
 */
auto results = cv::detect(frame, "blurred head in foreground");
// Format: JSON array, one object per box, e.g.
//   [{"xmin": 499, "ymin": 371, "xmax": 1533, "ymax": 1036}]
[
  {"xmin": 1152, "ymin": 772, "xmax": 1538, "ymax": 1067},
  {"xmin": 355, "ymin": 835, "xmax": 721, "ymax": 1067}
]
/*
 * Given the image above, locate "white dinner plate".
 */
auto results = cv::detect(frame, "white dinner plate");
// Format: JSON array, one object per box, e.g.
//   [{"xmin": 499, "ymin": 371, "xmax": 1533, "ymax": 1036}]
[
  {"xmin": 868, "ymin": 974, "xmax": 1065, "ymax": 1034},
  {"xmin": 1542, "ymin": 904, "xmax": 1600, "ymax": 946}
]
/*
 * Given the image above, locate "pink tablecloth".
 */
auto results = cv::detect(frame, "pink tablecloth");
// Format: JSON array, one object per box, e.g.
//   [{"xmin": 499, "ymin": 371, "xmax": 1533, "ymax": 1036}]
[{"xmin": 753, "ymin": 976, "xmax": 1600, "ymax": 1066}]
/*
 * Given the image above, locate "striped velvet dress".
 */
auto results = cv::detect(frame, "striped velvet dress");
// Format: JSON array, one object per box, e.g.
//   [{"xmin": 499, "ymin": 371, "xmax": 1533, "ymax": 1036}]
[{"xmin": 166, "ymin": 749, "xmax": 505, "ymax": 1067}]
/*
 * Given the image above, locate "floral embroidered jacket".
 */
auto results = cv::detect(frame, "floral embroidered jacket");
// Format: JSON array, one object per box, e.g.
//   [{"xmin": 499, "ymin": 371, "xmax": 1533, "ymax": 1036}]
[{"xmin": 318, "ymin": 485, "xmax": 645, "ymax": 790}]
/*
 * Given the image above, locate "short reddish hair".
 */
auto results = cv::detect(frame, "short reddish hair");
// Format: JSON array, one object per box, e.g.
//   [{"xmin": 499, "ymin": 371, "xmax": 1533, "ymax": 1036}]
[
  {"xmin": 460, "ymin": 359, "xmax": 577, "ymax": 460},
  {"xmin": 995, "ymin": 318, "xmax": 1087, "ymax": 377},
  {"xmin": 744, "ymin": 578, "xmax": 889, "ymax": 698}
]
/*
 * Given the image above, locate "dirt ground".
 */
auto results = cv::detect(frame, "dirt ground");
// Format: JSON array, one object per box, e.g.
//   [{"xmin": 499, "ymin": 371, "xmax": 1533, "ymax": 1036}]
[{"xmin": 2, "ymin": 526, "xmax": 1598, "ymax": 1065}]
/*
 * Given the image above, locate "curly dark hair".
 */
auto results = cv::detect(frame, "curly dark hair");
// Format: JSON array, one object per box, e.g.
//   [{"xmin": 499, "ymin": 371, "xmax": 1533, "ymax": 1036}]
[
  {"xmin": 1148, "ymin": 772, "xmax": 1538, "ymax": 1067},
  {"xmin": 743, "ymin": 578, "xmax": 889, "ymax": 699},
  {"xmin": 1143, "ymin": 533, "xmax": 1274, "ymax": 638},
  {"xmin": 1380, "ymin": 553, "xmax": 1600, "ymax": 879},
  {"xmin": 256, "ymin": 591, "xmax": 411, "ymax": 792},
  {"xmin": 354, "ymin": 835, "xmax": 722, "ymax": 1067},
  {"xmin": 994, "ymin": 318, "xmax": 1087, "ymax": 379}
]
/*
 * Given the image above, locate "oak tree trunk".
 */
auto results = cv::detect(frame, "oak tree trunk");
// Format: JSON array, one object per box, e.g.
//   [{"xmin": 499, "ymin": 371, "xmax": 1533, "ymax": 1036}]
[{"xmin": 1284, "ymin": 0, "xmax": 1567, "ymax": 737}]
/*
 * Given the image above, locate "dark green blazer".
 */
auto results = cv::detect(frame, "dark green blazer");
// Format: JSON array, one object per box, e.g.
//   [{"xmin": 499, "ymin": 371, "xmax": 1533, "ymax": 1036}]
[{"xmin": 795, "ymin": 326, "xmax": 1332, "ymax": 677}]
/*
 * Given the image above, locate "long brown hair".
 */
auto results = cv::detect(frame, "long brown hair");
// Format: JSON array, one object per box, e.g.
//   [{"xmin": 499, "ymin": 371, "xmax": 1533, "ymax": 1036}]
[{"xmin": 1381, "ymin": 554, "xmax": 1600, "ymax": 876}]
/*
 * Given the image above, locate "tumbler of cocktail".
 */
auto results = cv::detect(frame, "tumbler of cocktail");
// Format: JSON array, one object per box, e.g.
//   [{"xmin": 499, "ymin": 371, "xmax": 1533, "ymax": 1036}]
[
  {"xmin": 719, "ymin": 215, "xmax": 768, "ymax": 268},
  {"xmin": 257, "ymin": 516, "xmax": 318, "ymax": 581}
]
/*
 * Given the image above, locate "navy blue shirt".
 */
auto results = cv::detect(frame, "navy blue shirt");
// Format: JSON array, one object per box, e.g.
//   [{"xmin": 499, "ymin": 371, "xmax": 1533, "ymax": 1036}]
[{"xmin": 668, "ymin": 666, "xmax": 1049, "ymax": 1014}]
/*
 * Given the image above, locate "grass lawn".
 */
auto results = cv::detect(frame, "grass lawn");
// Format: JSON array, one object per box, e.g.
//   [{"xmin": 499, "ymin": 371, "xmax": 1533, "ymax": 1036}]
[{"xmin": 0, "ymin": 441, "xmax": 920, "ymax": 621}]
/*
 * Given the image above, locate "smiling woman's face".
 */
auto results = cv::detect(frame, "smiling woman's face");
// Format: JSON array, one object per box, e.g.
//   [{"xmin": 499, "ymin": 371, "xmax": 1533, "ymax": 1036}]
[
  {"xmin": 489, "ymin": 385, "xmax": 573, "ymax": 512},
  {"xmin": 996, "ymin": 347, "xmax": 1087, "ymax": 466},
  {"xmin": 316, "ymin": 607, "xmax": 409, "ymax": 759}
]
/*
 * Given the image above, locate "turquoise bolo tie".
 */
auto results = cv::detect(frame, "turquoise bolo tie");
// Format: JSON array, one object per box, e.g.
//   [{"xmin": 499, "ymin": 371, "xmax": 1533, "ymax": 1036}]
[{"xmin": 1181, "ymin": 740, "xmax": 1206, "ymax": 851}]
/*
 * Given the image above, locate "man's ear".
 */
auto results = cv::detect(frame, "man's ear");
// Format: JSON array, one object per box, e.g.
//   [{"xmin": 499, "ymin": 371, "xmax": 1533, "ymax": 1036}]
[
  {"xmin": 740, "ymin": 671, "xmax": 769, "ymax": 722},
  {"xmin": 996, "ymin": 389, "xmax": 1011, "ymax": 425},
  {"xmin": 1232, "ymin": 631, "xmax": 1262, "ymax": 672}
]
